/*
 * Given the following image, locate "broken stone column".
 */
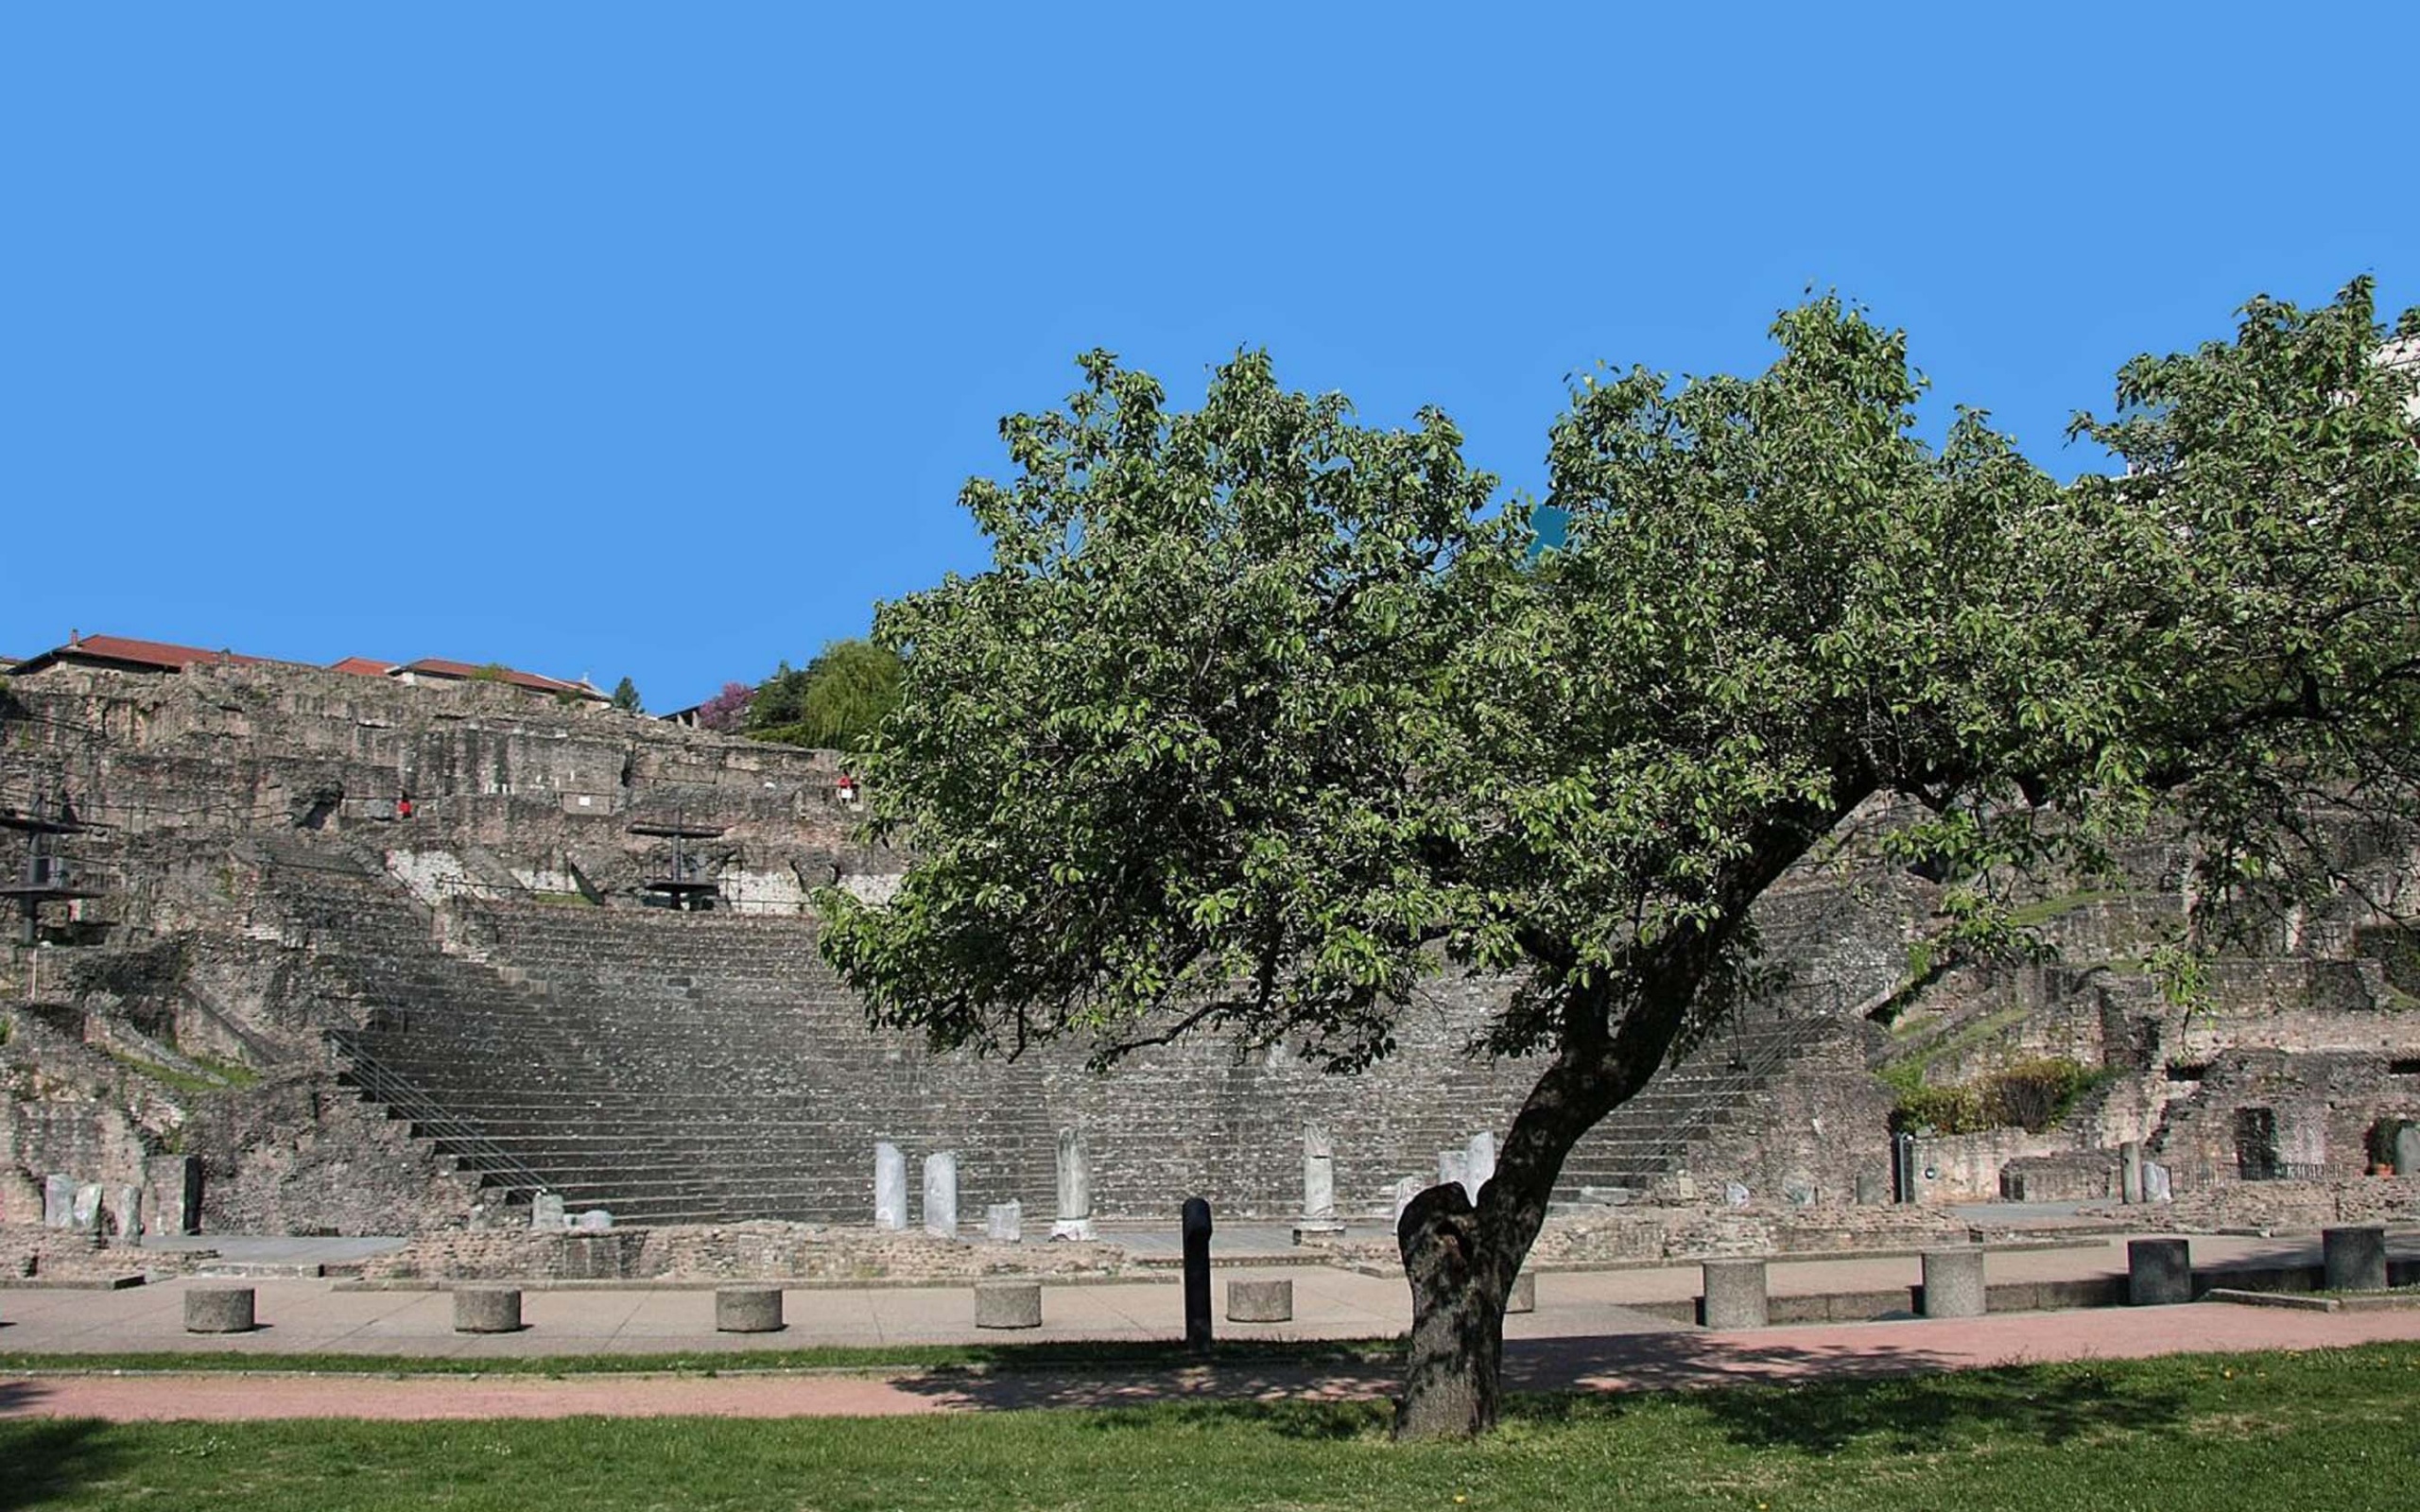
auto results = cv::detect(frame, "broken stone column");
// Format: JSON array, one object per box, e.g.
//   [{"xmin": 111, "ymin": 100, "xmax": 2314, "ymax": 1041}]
[
  {"xmin": 975, "ymin": 1280, "xmax": 1042, "ymax": 1329},
  {"xmin": 184, "ymin": 1286, "xmax": 256, "ymax": 1333},
  {"xmin": 454, "ymin": 1287, "xmax": 525, "ymax": 1333},
  {"xmin": 1701, "ymin": 1259, "xmax": 1769, "ymax": 1330},
  {"xmin": 1294, "ymin": 1124, "xmax": 1344, "ymax": 1245},
  {"xmin": 2396, "ymin": 1124, "xmax": 2420, "ymax": 1177},
  {"xmin": 1051, "ymin": 1129, "xmax": 1095, "ymax": 1241},
  {"xmin": 873, "ymin": 1142, "xmax": 908, "ymax": 1231},
  {"xmin": 43, "ymin": 1175, "xmax": 76, "ymax": 1229},
  {"xmin": 70, "ymin": 1183, "xmax": 104, "ymax": 1234},
  {"xmin": 2142, "ymin": 1160, "xmax": 2171, "ymax": 1202},
  {"xmin": 1226, "ymin": 1278, "xmax": 1293, "ymax": 1322},
  {"xmin": 1437, "ymin": 1149, "xmax": 1469, "ymax": 1195},
  {"xmin": 2120, "ymin": 1142, "xmax": 2144, "ymax": 1205},
  {"xmin": 923, "ymin": 1150, "xmax": 959, "ymax": 1239},
  {"xmin": 1463, "ymin": 1131, "xmax": 1497, "ymax": 1203},
  {"xmin": 986, "ymin": 1201, "xmax": 1022, "ymax": 1243},
  {"xmin": 1390, "ymin": 1176, "xmax": 1423, "ymax": 1233},
  {"xmin": 2324, "ymin": 1225, "xmax": 2389, "ymax": 1293},
  {"xmin": 530, "ymin": 1192, "xmax": 568, "ymax": 1231}
]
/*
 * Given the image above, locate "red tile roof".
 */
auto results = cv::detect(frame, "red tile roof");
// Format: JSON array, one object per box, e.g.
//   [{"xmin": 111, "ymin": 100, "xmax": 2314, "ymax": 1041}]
[
  {"xmin": 13, "ymin": 634, "xmax": 282, "ymax": 676},
  {"xmin": 396, "ymin": 658, "xmax": 604, "ymax": 699},
  {"xmin": 327, "ymin": 657, "xmax": 399, "ymax": 677}
]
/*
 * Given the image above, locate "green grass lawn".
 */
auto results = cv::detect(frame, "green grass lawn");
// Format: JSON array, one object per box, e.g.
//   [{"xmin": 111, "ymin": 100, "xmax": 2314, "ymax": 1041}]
[{"xmin": 7, "ymin": 1346, "xmax": 2418, "ymax": 1510}]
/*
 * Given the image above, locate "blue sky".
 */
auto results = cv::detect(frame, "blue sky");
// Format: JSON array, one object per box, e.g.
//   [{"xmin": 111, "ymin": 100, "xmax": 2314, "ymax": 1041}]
[{"xmin": 6, "ymin": 4, "xmax": 2414, "ymax": 710}]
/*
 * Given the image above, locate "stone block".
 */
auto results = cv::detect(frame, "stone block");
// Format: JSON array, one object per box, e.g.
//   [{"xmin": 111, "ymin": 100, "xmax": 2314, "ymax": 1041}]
[
  {"xmin": 986, "ymin": 1201, "xmax": 1022, "ymax": 1243},
  {"xmin": 2324, "ymin": 1225, "xmax": 2389, "ymax": 1293},
  {"xmin": 70, "ymin": 1183, "xmax": 103, "ymax": 1233},
  {"xmin": 1701, "ymin": 1259, "xmax": 1769, "ymax": 1330},
  {"xmin": 974, "ymin": 1280, "xmax": 1042, "ymax": 1330},
  {"xmin": 1463, "ymin": 1131, "xmax": 1496, "ymax": 1203},
  {"xmin": 2396, "ymin": 1124, "xmax": 2420, "ymax": 1177},
  {"xmin": 184, "ymin": 1286, "xmax": 256, "ymax": 1333},
  {"xmin": 2142, "ymin": 1161, "xmax": 2171, "ymax": 1203},
  {"xmin": 2128, "ymin": 1238, "xmax": 2192, "ymax": 1306},
  {"xmin": 1920, "ymin": 1246, "xmax": 1987, "ymax": 1318},
  {"xmin": 575, "ymin": 1209, "xmax": 614, "ymax": 1232},
  {"xmin": 2120, "ymin": 1142, "xmax": 2144, "ymax": 1205},
  {"xmin": 1853, "ymin": 1171, "xmax": 1887, "ymax": 1207},
  {"xmin": 923, "ymin": 1151, "xmax": 959, "ymax": 1239},
  {"xmin": 1391, "ymin": 1177, "xmax": 1423, "ymax": 1230},
  {"xmin": 716, "ymin": 1286, "xmax": 785, "ymax": 1333},
  {"xmin": 1507, "ymin": 1273, "xmax": 1536, "ymax": 1314},
  {"xmin": 530, "ymin": 1192, "xmax": 567, "ymax": 1231},
  {"xmin": 454, "ymin": 1287, "xmax": 525, "ymax": 1333},
  {"xmin": 1437, "ymin": 1150, "xmax": 1469, "ymax": 1193},
  {"xmin": 874, "ymin": 1142, "xmax": 908, "ymax": 1231},
  {"xmin": 1225, "ymin": 1278, "xmax": 1293, "ymax": 1322},
  {"xmin": 107, "ymin": 1185, "xmax": 143, "ymax": 1246},
  {"xmin": 43, "ymin": 1175, "xmax": 76, "ymax": 1229}
]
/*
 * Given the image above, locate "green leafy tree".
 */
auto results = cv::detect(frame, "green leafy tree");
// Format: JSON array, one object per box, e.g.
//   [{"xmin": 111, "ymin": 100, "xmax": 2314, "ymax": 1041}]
[
  {"xmin": 821, "ymin": 287, "xmax": 2420, "ymax": 1438},
  {"xmin": 751, "ymin": 639, "xmax": 903, "ymax": 752},
  {"xmin": 611, "ymin": 676, "xmax": 643, "ymax": 713}
]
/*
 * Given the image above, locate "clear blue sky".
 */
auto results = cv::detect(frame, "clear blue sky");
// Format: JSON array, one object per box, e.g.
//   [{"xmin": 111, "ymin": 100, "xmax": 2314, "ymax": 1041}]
[{"xmin": 6, "ymin": 4, "xmax": 2414, "ymax": 710}]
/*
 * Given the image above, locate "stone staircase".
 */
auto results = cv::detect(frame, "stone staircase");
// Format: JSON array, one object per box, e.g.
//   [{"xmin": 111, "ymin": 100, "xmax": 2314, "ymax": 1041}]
[{"xmin": 1555, "ymin": 1009, "xmax": 1845, "ymax": 1202}]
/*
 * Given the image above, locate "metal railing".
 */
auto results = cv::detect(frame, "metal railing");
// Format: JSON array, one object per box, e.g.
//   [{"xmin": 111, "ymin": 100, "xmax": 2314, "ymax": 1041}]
[{"xmin": 324, "ymin": 1027, "xmax": 550, "ymax": 1202}]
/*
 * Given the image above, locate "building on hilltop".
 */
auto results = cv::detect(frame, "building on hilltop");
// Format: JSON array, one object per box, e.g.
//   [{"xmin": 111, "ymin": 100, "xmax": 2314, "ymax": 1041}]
[
  {"xmin": 10, "ymin": 632, "xmax": 289, "ymax": 678},
  {"xmin": 389, "ymin": 658, "xmax": 607, "ymax": 703}
]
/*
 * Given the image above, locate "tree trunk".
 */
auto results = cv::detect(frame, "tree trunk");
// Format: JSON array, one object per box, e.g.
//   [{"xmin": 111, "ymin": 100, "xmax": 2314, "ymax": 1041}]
[{"xmin": 1395, "ymin": 1183, "xmax": 1506, "ymax": 1437}]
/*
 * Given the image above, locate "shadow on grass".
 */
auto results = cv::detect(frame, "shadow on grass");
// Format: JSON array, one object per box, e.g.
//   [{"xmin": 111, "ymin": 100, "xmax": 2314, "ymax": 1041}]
[
  {"xmin": 0, "ymin": 1384, "xmax": 126, "ymax": 1511},
  {"xmin": 1686, "ymin": 1361, "xmax": 2195, "ymax": 1455}
]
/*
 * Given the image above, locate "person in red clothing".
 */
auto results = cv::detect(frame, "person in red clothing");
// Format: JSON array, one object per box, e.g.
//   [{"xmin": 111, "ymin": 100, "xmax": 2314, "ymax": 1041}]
[{"xmin": 395, "ymin": 794, "xmax": 414, "ymax": 820}]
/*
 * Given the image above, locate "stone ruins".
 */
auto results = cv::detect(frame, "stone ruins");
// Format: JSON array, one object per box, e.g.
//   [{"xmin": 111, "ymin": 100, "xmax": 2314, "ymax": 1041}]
[{"xmin": 3, "ymin": 650, "xmax": 2417, "ymax": 1256}]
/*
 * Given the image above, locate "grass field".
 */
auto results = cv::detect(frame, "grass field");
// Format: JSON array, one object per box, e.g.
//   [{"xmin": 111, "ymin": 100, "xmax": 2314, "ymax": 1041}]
[{"xmin": 6, "ymin": 1345, "xmax": 2416, "ymax": 1510}]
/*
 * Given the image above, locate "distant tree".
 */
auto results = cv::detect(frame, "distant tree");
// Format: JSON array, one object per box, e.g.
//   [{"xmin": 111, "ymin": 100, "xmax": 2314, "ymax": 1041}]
[
  {"xmin": 752, "ymin": 640, "xmax": 903, "ymax": 752},
  {"xmin": 611, "ymin": 677, "xmax": 643, "ymax": 713},
  {"xmin": 467, "ymin": 662, "xmax": 512, "ymax": 684},
  {"xmin": 821, "ymin": 289, "xmax": 2420, "ymax": 1438},
  {"xmin": 695, "ymin": 680, "xmax": 755, "ymax": 732}
]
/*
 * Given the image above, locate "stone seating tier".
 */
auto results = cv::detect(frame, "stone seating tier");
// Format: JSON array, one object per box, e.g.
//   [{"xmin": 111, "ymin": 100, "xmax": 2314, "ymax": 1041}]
[{"xmin": 280, "ymin": 870, "xmax": 1843, "ymax": 1224}]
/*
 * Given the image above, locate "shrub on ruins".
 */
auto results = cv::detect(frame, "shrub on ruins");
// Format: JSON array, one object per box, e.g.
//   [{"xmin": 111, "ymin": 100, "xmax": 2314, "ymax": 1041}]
[
  {"xmin": 695, "ymin": 680, "xmax": 755, "ymax": 732},
  {"xmin": 611, "ymin": 677, "xmax": 643, "ymax": 713},
  {"xmin": 750, "ymin": 639, "xmax": 903, "ymax": 752},
  {"xmin": 819, "ymin": 282, "xmax": 2420, "ymax": 1438}
]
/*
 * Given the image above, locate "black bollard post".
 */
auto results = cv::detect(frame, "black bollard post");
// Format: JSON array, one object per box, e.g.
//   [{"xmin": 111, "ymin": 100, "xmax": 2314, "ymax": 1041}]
[{"xmin": 1182, "ymin": 1195, "xmax": 1213, "ymax": 1353}]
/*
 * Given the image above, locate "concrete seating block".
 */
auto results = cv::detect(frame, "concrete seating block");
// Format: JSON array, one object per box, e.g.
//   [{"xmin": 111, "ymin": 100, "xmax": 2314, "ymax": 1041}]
[
  {"xmin": 1701, "ymin": 1258, "xmax": 1769, "ymax": 1330},
  {"xmin": 454, "ymin": 1286, "xmax": 526, "ymax": 1333},
  {"xmin": 974, "ymin": 1280, "xmax": 1042, "ymax": 1330},
  {"xmin": 2127, "ymin": 1238, "xmax": 2192, "ymax": 1306},
  {"xmin": 1920, "ymin": 1246, "xmax": 1987, "ymax": 1318},
  {"xmin": 2324, "ymin": 1225, "xmax": 2389, "ymax": 1293},
  {"xmin": 183, "ymin": 1285, "xmax": 256, "ymax": 1334},
  {"xmin": 1225, "ymin": 1278, "xmax": 1293, "ymax": 1322},
  {"xmin": 1506, "ymin": 1273, "xmax": 1536, "ymax": 1314},
  {"xmin": 716, "ymin": 1286, "xmax": 785, "ymax": 1333}
]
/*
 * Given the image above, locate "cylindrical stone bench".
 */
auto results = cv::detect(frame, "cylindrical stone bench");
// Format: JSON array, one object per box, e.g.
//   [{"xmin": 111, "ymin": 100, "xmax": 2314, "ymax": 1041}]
[
  {"xmin": 1701, "ymin": 1258, "xmax": 1768, "ymax": 1330},
  {"xmin": 1920, "ymin": 1246, "xmax": 1987, "ymax": 1318},
  {"xmin": 974, "ymin": 1280, "xmax": 1042, "ymax": 1330},
  {"xmin": 454, "ymin": 1287, "xmax": 526, "ymax": 1333},
  {"xmin": 2127, "ymin": 1238, "xmax": 2193, "ymax": 1306},
  {"xmin": 716, "ymin": 1286, "xmax": 785, "ymax": 1333},
  {"xmin": 2323, "ymin": 1225, "xmax": 2388, "ymax": 1293},
  {"xmin": 1507, "ymin": 1273, "xmax": 1536, "ymax": 1315},
  {"xmin": 1225, "ymin": 1279, "xmax": 1293, "ymax": 1323},
  {"xmin": 183, "ymin": 1285, "xmax": 256, "ymax": 1334}
]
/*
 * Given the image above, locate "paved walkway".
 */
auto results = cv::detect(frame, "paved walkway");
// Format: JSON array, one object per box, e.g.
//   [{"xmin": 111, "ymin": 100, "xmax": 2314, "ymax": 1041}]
[
  {"xmin": 7, "ymin": 1229, "xmax": 2411, "ymax": 1359},
  {"xmin": 6, "ymin": 1227, "xmax": 2417, "ymax": 1421},
  {"xmin": 9, "ymin": 1302, "xmax": 2420, "ymax": 1421}
]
